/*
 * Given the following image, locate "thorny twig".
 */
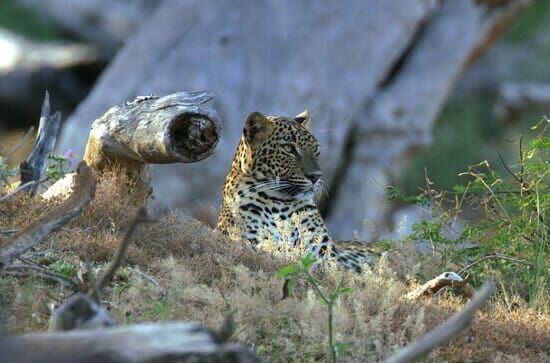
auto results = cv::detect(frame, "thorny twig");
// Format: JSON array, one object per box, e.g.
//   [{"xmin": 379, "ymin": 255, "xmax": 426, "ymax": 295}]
[
  {"xmin": 457, "ymin": 253, "xmax": 532, "ymax": 275},
  {"xmin": 498, "ymin": 153, "xmax": 523, "ymax": 186}
]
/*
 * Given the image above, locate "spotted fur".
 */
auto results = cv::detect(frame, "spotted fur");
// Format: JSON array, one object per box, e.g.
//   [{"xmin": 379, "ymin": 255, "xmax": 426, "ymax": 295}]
[{"xmin": 217, "ymin": 111, "xmax": 372, "ymax": 272}]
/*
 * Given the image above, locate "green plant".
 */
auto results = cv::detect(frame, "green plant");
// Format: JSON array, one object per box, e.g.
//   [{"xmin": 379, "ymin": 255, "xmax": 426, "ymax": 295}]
[
  {"xmin": 277, "ymin": 253, "xmax": 355, "ymax": 363},
  {"xmin": 0, "ymin": 0, "xmax": 64, "ymax": 41},
  {"xmin": 391, "ymin": 119, "xmax": 549, "ymax": 307},
  {"xmin": 48, "ymin": 260, "xmax": 76, "ymax": 278},
  {"xmin": 45, "ymin": 154, "xmax": 70, "ymax": 181},
  {"xmin": 0, "ymin": 157, "xmax": 18, "ymax": 189}
]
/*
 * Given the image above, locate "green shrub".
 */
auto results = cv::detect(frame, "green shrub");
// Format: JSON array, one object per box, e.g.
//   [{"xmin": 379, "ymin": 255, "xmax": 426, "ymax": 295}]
[{"xmin": 391, "ymin": 119, "xmax": 548, "ymax": 307}]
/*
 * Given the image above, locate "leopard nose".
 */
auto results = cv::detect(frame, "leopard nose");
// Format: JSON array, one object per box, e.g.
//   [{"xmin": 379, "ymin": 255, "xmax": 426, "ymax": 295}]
[{"xmin": 306, "ymin": 171, "xmax": 322, "ymax": 184}]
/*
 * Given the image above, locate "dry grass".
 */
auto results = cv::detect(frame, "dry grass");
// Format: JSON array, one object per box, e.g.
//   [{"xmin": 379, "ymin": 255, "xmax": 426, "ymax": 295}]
[{"xmin": 0, "ymin": 170, "xmax": 548, "ymax": 362}]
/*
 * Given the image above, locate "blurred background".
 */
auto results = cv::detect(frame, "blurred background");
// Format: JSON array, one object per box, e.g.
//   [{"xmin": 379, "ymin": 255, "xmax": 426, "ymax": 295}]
[{"xmin": 0, "ymin": 0, "xmax": 548, "ymax": 240}]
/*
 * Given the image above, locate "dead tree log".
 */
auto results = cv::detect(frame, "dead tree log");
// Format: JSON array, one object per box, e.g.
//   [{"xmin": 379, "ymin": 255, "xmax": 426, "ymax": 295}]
[
  {"xmin": 0, "ymin": 162, "xmax": 96, "ymax": 268},
  {"xmin": 83, "ymin": 91, "xmax": 220, "ymax": 170},
  {"xmin": 19, "ymin": 92, "xmax": 61, "ymax": 195},
  {"xmin": 0, "ymin": 322, "xmax": 263, "ymax": 363}
]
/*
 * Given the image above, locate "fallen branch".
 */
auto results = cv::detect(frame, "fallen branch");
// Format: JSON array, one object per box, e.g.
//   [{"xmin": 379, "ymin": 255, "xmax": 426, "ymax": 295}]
[
  {"xmin": 2, "ymin": 268, "xmax": 73, "ymax": 286},
  {"xmin": 2, "ymin": 256, "xmax": 77, "ymax": 287},
  {"xmin": 19, "ymin": 91, "xmax": 62, "ymax": 195},
  {"xmin": 0, "ymin": 177, "xmax": 47, "ymax": 203},
  {"xmin": 0, "ymin": 161, "xmax": 96, "ymax": 268},
  {"xmin": 386, "ymin": 280, "xmax": 495, "ymax": 363},
  {"xmin": 406, "ymin": 272, "xmax": 476, "ymax": 300},
  {"xmin": 0, "ymin": 322, "xmax": 264, "ymax": 363}
]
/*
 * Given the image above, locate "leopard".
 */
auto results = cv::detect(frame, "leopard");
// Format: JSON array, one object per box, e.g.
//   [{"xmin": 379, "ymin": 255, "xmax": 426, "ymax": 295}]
[{"xmin": 217, "ymin": 110, "xmax": 374, "ymax": 272}]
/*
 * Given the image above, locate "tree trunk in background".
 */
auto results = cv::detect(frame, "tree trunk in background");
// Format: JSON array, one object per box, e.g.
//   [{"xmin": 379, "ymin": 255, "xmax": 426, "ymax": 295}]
[
  {"xmin": 56, "ymin": 0, "xmax": 528, "ymax": 236},
  {"xmin": 328, "ymin": 0, "xmax": 530, "ymax": 239},
  {"xmin": 17, "ymin": 0, "xmax": 161, "ymax": 51}
]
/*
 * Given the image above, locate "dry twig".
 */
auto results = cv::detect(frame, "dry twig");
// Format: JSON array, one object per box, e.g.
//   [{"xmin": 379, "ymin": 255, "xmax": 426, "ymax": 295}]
[
  {"xmin": 2, "ymin": 267, "xmax": 73, "ymax": 286},
  {"xmin": 0, "ymin": 177, "xmax": 48, "ymax": 203},
  {"xmin": 95, "ymin": 206, "xmax": 149, "ymax": 292},
  {"xmin": 457, "ymin": 253, "xmax": 532, "ymax": 275}
]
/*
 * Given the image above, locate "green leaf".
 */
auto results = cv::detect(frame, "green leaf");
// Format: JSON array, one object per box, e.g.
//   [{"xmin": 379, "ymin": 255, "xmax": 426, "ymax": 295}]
[
  {"xmin": 300, "ymin": 252, "xmax": 316, "ymax": 270},
  {"xmin": 531, "ymin": 137, "xmax": 550, "ymax": 149},
  {"xmin": 334, "ymin": 342, "xmax": 348, "ymax": 354},
  {"xmin": 339, "ymin": 287, "xmax": 356, "ymax": 295},
  {"xmin": 276, "ymin": 265, "xmax": 298, "ymax": 278},
  {"xmin": 453, "ymin": 184, "xmax": 467, "ymax": 193}
]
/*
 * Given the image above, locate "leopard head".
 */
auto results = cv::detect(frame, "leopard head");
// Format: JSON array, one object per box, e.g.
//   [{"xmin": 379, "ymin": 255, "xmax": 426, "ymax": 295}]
[{"xmin": 238, "ymin": 110, "xmax": 322, "ymax": 199}]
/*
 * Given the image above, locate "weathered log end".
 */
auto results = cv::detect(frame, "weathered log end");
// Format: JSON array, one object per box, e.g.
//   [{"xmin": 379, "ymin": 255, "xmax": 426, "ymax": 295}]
[
  {"xmin": 167, "ymin": 111, "xmax": 220, "ymax": 162},
  {"xmin": 80, "ymin": 91, "xmax": 220, "ymax": 206}
]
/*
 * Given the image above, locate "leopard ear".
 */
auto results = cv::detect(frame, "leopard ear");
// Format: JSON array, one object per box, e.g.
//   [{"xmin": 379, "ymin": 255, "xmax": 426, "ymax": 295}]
[
  {"xmin": 295, "ymin": 110, "xmax": 310, "ymax": 129},
  {"xmin": 243, "ymin": 112, "xmax": 275, "ymax": 147}
]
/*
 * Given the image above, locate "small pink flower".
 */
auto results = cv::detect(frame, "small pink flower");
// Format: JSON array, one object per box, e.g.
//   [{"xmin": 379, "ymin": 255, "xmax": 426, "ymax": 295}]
[{"xmin": 64, "ymin": 148, "xmax": 76, "ymax": 167}]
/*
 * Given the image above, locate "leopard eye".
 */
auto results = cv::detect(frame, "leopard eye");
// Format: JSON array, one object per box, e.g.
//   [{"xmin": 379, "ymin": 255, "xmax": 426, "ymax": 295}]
[{"xmin": 282, "ymin": 144, "xmax": 296, "ymax": 154}]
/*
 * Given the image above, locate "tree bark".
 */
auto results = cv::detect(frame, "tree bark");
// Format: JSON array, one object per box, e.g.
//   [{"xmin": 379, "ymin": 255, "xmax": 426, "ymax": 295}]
[{"xmin": 19, "ymin": 92, "xmax": 61, "ymax": 195}]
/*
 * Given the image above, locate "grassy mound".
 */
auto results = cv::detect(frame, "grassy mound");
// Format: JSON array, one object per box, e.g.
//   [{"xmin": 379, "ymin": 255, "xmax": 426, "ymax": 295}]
[{"xmin": 0, "ymin": 170, "xmax": 548, "ymax": 362}]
